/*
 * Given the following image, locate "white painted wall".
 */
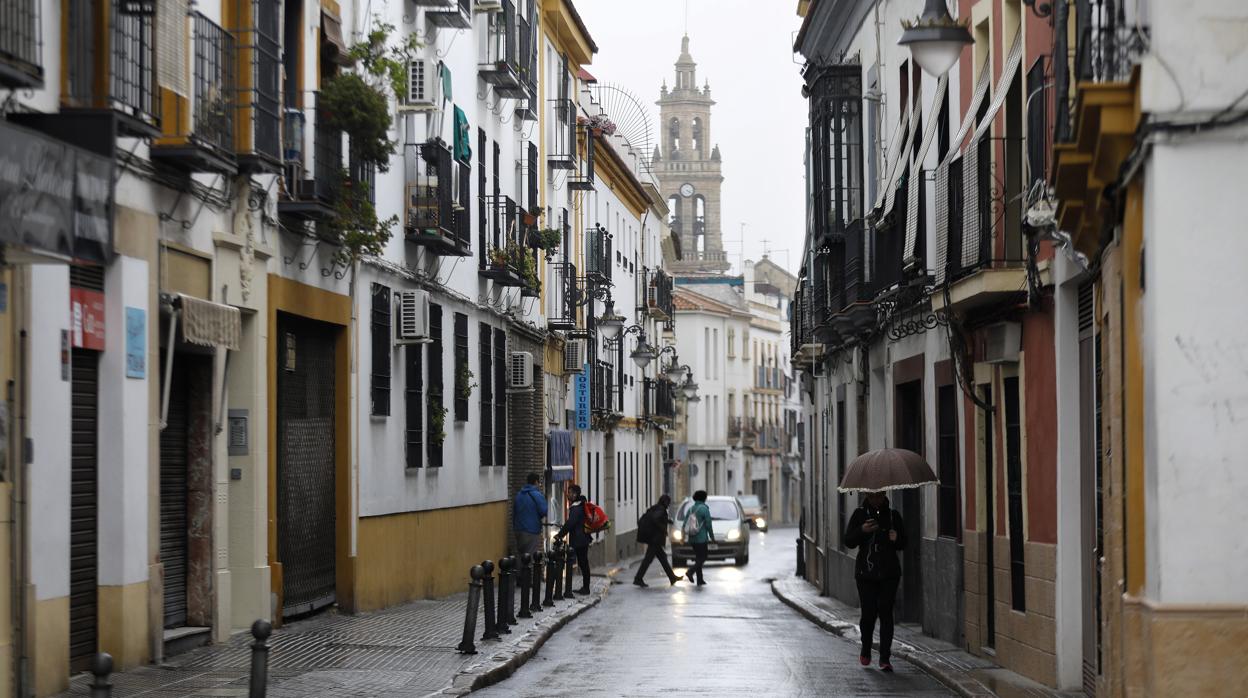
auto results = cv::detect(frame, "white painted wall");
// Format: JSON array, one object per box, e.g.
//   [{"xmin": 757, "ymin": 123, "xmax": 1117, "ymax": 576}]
[
  {"xmin": 1142, "ymin": 135, "xmax": 1248, "ymax": 604},
  {"xmin": 97, "ymin": 256, "xmax": 151, "ymax": 587},
  {"xmin": 29, "ymin": 264, "xmax": 72, "ymax": 600}
]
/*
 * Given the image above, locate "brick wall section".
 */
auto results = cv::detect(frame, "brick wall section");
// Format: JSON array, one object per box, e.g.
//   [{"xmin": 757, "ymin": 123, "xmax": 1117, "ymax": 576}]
[{"xmin": 506, "ymin": 330, "xmax": 546, "ymax": 555}]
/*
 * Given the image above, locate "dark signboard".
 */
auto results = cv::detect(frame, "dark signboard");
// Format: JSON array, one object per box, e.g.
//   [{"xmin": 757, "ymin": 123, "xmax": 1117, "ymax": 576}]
[{"xmin": 0, "ymin": 120, "xmax": 114, "ymax": 262}]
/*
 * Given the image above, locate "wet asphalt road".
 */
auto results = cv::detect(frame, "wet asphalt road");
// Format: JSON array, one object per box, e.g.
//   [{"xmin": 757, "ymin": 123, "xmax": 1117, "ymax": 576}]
[{"xmin": 476, "ymin": 527, "xmax": 953, "ymax": 697}]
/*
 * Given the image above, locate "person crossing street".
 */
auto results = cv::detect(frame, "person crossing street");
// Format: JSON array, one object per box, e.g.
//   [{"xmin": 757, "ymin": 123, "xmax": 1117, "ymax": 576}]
[{"xmin": 633, "ymin": 495, "xmax": 680, "ymax": 587}]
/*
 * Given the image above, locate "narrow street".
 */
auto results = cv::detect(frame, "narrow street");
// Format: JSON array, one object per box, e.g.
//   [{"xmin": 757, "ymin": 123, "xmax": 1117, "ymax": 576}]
[{"xmin": 478, "ymin": 528, "xmax": 953, "ymax": 697}]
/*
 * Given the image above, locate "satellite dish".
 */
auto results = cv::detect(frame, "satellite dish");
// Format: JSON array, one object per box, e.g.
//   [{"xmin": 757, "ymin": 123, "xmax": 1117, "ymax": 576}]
[{"xmin": 589, "ymin": 82, "xmax": 656, "ymax": 176}]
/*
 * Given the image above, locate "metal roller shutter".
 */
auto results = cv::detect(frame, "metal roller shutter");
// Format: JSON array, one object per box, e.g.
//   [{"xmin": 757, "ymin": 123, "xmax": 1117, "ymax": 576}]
[
  {"xmin": 160, "ymin": 361, "xmax": 190, "ymax": 628},
  {"xmin": 69, "ymin": 348, "xmax": 99, "ymax": 671}
]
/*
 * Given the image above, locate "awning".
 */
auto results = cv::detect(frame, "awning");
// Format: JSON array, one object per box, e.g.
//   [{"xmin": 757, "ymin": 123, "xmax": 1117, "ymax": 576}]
[
  {"xmin": 940, "ymin": 54, "xmax": 992, "ymax": 168},
  {"xmin": 904, "ymin": 73, "xmax": 949, "ymax": 263},
  {"xmin": 873, "ymin": 105, "xmax": 912, "ymax": 216},
  {"xmin": 970, "ymin": 28, "xmax": 1024, "ymax": 145},
  {"xmin": 321, "ymin": 11, "xmax": 350, "ymax": 65},
  {"xmin": 548, "ymin": 429, "xmax": 574, "ymax": 481},
  {"xmin": 179, "ymin": 293, "xmax": 241, "ymax": 351}
]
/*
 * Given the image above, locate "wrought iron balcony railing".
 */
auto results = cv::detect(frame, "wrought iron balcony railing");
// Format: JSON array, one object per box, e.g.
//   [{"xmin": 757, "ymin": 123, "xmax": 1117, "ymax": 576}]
[
  {"xmin": 0, "ymin": 0, "xmax": 42, "ymax": 88},
  {"xmin": 644, "ymin": 269, "xmax": 675, "ymax": 320},
  {"xmin": 1055, "ymin": 0, "xmax": 1149, "ymax": 143},
  {"xmin": 152, "ymin": 13, "xmax": 237, "ymax": 173},
  {"xmin": 548, "ymin": 98, "xmax": 578, "ymax": 169},
  {"xmin": 479, "ymin": 0, "xmax": 522, "ymax": 97},
  {"xmin": 547, "ymin": 261, "xmax": 580, "ymax": 332},
  {"xmin": 567, "ymin": 124, "xmax": 595, "ymax": 191},
  {"xmin": 229, "ymin": 0, "xmax": 283, "ymax": 171},
  {"xmin": 64, "ymin": 0, "xmax": 158, "ymax": 135},
  {"xmin": 278, "ymin": 94, "xmax": 341, "ymax": 219},
  {"xmin": 405, "ymin": 139, "xmax": 471, "ymax": 256},
  {"xmin": 586, "ymin": 224, "xmax": 612, "ymax": 286},
  {"xmin": 423, "ymin": 0, "xmax": 472, "ymax": 29}
]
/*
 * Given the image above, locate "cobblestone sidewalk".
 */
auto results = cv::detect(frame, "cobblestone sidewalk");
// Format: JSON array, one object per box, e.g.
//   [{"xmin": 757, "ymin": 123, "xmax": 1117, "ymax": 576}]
[
  {"xmin": 771, "ymin": 576, "xmax": 1084, "ymax": 698},
  {"xmin": 58, "ymin": 573, "xmax": 619, "ymax": 698}
]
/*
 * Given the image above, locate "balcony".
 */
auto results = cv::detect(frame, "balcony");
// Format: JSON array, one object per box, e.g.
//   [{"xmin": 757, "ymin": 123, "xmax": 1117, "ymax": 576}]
[
  {"xmin": 644, "ymin": 269, "xmax": 674, "ymax": 321},
  {"xmin": 152, "ymin": 14, "xmax": 237, "ymax": 174},
  {"xmin": 423, "ymin": 0, "xmax": 472, "ymax": 29},
  {"xmin": 229, "ymin": 0, "xmax": 283, "ymax": 173},
  {"xmin": 404, "ymin": 139, "xmax": 471, "ymax": 256},
  {"xmin": 567, "ymin": 124, "xmax": 595, "ymax": 191},
  {"xmin": 1052, "ymin": 4, "xmax": 1146, "ymax": 257},
  {"xmin": 0, "ymin": 0, "xmax": 42, "ymax": 88},
  {"xmin": 547, "ymin": 98, "xmax": 577, "ymax": 169},
  {"xmin": 591, "ymin": 360, "xmax": 620, "ymax": 417},
  {"xmin": 547, "ymin": 261, "xmax": 580, "ymax": 331},
  {"xmin": 278, "ymin": 95, "xmax": 341, "ymax": 220},
  {"xmin": 585, "ymin": 224, "xmax": 612, "ymax": 287},
  {"xmin": 478, "ymin": 0, "xmax": 523, "ymax": 97},
  {"xmin": 479, "ymin": 196, "xmax": 534, "ymax": 288},
  {"xmin": 644, "ymin": 378, "xmax": 676, "ymax": 424},
  {"xmin": 63, "ymin": 0, "xmax": 159, "ymax": 137}
]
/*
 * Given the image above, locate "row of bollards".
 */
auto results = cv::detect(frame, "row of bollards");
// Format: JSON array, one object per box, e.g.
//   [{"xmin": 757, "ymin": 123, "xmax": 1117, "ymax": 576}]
[
  {"xmin": 457, "ymin": 542, "xmax": 583, "ymax": 654},
  {"xmin": 87, "ymin": 617, "xmax": 273, "ymax": 697}
]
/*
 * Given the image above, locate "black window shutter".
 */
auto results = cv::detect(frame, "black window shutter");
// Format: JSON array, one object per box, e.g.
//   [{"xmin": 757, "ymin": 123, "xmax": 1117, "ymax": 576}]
[
  {"xmin": 453, "ymin": 312, "xmax": 469, "ymax": 421},
  {"xmin": 427, "ymin": 304, "xmax": 444, "ymax": 467},
  {"xmin": 405, "ymin": 343, "xmax": 424, "ymax": 469},
  {"xmin": 370, "ymin": 284, "xmax": 391, "ymax": 416},
  {"xmin": 479, "ymin": 322, "xmax": 494, "ymax": 467},
  {"xmin": 493, "ymin": 328, "xmax": 507, "ymax": 467}
]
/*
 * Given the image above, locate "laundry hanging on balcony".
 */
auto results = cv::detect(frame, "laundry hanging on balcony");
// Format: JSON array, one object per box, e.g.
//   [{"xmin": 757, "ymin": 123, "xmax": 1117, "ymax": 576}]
[
  {"xmin": 439, "ymin": 62, "xmax": 452, "ymax": 104},
  {"xmin": 547, "ymin": 430, "xmax": 575, "ymax": 482},
  {"xmin": 453, "ymin": 105, "xmax": 472, "ymax": 163}
]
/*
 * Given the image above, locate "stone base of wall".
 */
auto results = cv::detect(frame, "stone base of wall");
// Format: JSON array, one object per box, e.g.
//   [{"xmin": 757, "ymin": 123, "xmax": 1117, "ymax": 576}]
[
  {"xmin": 963, "ymin": 533, "xmax": 1058, "ymax": 687},
  {"xmin": 922, "ymin": 536, "xmax": 964, "ymax": 646},
  {"xmin": 34, "ymin": 595, "xmax": 68, "ymax": 697},
  {"xmin": 1123, "ymin": 596, "xmax": 1248, "ymax": 697},
  {"xmin": 354, "ymin": 501, "xmax": 507, "ymax": 610},
  {"xmin": 99, "ymin": 581, "xmax": 151, "ymax": 670}
]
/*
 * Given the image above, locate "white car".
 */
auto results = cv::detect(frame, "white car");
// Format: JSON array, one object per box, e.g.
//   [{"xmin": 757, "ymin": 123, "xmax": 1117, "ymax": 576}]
[{"xmin": 669, "ymin": 496, "xmax": 750, "ymax": 566}]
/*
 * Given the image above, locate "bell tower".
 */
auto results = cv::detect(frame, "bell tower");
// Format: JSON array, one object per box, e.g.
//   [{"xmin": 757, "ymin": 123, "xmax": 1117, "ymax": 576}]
[{"xmin": 654, "ymin": 35, "xmax": 729, "ymax": 274}]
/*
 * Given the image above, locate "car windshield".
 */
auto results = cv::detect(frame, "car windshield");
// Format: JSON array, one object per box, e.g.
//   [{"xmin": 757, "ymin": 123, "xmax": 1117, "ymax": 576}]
[
  {"xmin": 676, "ymin": 499, "xmax": 741, "ymax": 521},
  {"xmin": 737, "ymin": 495, "xmax": 761, "ymax": 509}
]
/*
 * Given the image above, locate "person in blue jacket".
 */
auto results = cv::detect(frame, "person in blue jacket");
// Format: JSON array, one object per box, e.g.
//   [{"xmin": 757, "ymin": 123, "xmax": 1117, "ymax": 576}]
[{"xmin": 513, "ymin": 472, "xmax": 548, "ymax": 555}]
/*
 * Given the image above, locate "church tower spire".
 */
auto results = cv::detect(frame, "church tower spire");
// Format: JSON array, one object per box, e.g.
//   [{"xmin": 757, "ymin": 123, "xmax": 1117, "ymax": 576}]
[{"xmin": 654, "ymin": 35, "xmax": 729, "ymax": 274}]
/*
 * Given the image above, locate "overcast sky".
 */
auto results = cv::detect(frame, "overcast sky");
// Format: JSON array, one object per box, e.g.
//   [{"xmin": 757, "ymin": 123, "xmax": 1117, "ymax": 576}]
[{"xmin": 575, "ymin": 0, "xmax": 808, "ymax": 275}]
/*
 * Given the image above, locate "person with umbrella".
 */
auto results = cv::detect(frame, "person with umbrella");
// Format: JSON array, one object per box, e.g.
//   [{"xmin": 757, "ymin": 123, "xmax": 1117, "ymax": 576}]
[{"xmin": 839, "ymin": 448, "xmax": 936, "ymax": 673}]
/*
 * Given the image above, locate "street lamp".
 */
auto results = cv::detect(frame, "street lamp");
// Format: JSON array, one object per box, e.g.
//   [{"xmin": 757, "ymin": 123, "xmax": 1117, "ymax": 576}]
[
  {"xmin": 597, "ymin": 300, "xmax": 626, "ymax": 341},
  {"xmin": 681, "ymin": 375, "xmax": 699, "ymax": 399},
  {"xmin": 630, "ymin": 331, "xmax": 657, "ymax": 369},
  {"xmin": 898, "ymin": 0, "xmax": 972, "ymax": 78}
]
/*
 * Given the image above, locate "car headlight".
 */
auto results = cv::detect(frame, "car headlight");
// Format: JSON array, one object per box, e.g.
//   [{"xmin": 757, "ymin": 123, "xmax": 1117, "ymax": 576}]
[
  {"xmin": 672, "ymin": 530, "xmax": 683, "ymax": 542},
  {"xmin": 756, "ymin": 517, "xmax": 767, "ymax": 529},
  {"xmin": 727, "ymin": 528, "xmax": 741, "ymax": 541}
]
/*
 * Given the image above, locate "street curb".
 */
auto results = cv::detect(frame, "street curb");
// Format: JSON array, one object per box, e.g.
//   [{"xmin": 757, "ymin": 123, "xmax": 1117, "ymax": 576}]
[
  {"xmin": 769, "ymin": 579, "xmax": 995, "ymax": 698},
  {"xmin": 429, "ymin": 560, "xmax": 631, "ymax": 696}
]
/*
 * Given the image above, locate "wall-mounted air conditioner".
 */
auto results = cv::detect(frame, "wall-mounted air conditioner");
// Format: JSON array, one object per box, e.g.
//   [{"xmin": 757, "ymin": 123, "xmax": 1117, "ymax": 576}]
[
  {"xmin": 400, "ymin": 58, "xmax": 438, "ymax": 110},
  {"xmin": 395, "ymin": 290, "xmax": 432, "ymax": 344},
  {"xmin": 509, "ymin": 351, "xmax": 534, "ymax": 390},
  {"xmin": 982, "ymin": 321, "xmax": 1021, "ymax": 364},
  {"xmin": 563, "ymin": 339, "xmax": 585, "ymax": 373}
]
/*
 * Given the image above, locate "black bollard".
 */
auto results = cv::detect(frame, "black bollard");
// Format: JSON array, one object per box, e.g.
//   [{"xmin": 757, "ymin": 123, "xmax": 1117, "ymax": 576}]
[
  {"xmin": 89, "ymin": 653, "xmax": 113, "ymax": 698},
  {"xmin": 517, "ymin": 554, "xmax": 532, "ymax": 619},
  {"xmin": 480, "ymin": 560, "xmax": 499, "ymax": 640},
  {"xmin": 457, "ymin": 565, "xmax": 485, "ymax": 654},
  {"xmin": 529, "ymin": 551, "xmax": 544, "ymax": 613},
  {"xmin": 496, "ymin": 557, "xmax": 514, "ymax": 633},
  {"xmin": 249, "ymin": 619, "xmax": 272, "ymax": 698},
  {"xmin": 544, "ymin": 549, "xmax": 559, "ymax": 607},
  {"xmin": 796, "ymin": 537, "xmax": 806, "ymax": 577},
  {"xmin": 563, "ymin": 544, "xmax": 576, "ymax": 599},
  {"xmin": 552, "ymin": 544, "xmax": 565, "ymax": 600}
]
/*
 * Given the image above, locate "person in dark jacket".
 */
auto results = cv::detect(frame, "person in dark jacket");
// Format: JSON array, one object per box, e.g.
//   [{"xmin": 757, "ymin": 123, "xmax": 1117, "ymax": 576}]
[
  {"xmin": 513, "ymin": 473, "xmax": 548, "ymax": 555},
  {"xmin": 555, "ymin": 484, "xmax": 592, "ymax": 594},
  {"xmin": 633, "ymin": 495, "xmax": 680, "ymax": 587},
  {"xmin": 844, "ymin": 491, "xmax": 907, "ymax": 672}
]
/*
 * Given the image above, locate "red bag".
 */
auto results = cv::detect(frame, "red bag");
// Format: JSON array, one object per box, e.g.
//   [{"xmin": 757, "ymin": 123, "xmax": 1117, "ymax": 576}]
[{"xmin": 583, "ymin": 500, "xmax": 610, "ymax": 533}]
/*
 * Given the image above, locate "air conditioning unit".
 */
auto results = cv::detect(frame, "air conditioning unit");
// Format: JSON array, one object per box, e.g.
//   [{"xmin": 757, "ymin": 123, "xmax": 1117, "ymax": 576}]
[
  {"xmin": 982, "ymin": 321, "xmax": 1021, "ymax": 364},
  {"xmin": 450, "ymin": 161, "xmax": 463, "ymax": 210},
  {"xmin": 509, "ymin": 351, "xmax": 534, "ymax": 389},
  {"xmin": 563, "ymin": 339, "xmax": 585, "ymax": 373},
  {"xmin": 401, "ymin": 58, "xmax": 437, "ymax": 110},
  {"xmin": 395, "ymin": 290, "xmax": 432, "ymax": 344},
  {"xmin": 475, "ymin": 0, "xmax": 503, "ymax": 12}
]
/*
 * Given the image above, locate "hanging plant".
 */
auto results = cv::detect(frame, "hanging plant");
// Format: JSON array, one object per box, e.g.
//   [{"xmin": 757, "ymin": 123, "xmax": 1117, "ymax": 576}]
[
  {"xmin": 429, "ymin": 392, "xmax": 447, "ymax": 444},
  {"xmin": 320, "ymin": 73, "xmax": 395, "ymax": 173},
  {"xmin": 488, "ymin": 247, "xmax": 509, "ymax": 269},
  {"xmin": 532, "ymin": 228, "xmax": 562, "ymax": 252},
  {"xmin": 327, "ymin": 170, "xmax": 398, "ymax": 265},
  {"xmin": 456, "ymin": 366, "xmax": 477, "ymax": 402}
]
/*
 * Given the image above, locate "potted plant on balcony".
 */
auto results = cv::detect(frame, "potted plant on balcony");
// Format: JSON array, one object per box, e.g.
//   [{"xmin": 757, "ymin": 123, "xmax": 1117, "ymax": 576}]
[
  {"xmin": 488, "ymin": 246, "xmax": 509, "ymax": 270},
  {"xmin": 428, "ymin": 391, "xmax": 447, "ymax": 445},
  {"xmin": 456, "ymin": 366, "xmax": 477, "ymax": 404},
  {"xmin": 518, "ymin": 252, "xmax": 540, "ymax": 297}
]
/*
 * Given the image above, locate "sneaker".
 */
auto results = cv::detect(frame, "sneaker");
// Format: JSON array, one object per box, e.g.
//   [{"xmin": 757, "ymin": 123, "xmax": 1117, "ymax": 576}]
[
  {"xmin": 575, "ymin": 586, "xmax": 591, "ymax": 595},
  {"xmin": 632, "ymin": 578, "xmax": 648, "ymax": 588},
  {"xmin": 859, "ymin": 655, "xmax": 870, "ymax": 667},
  {"xmin": 879, "ymin": 661, "xmax": 893, "ymax": 673}
]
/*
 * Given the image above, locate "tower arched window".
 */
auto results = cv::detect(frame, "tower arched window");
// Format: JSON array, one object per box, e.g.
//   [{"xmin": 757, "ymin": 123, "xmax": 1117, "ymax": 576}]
[
  {"xmin": 692, "ymin": 117, "xmax": 703, "ymax": 157},
  {"xmin": 668, "ymin": 117, "xmax": 681, "ymax": 156}
]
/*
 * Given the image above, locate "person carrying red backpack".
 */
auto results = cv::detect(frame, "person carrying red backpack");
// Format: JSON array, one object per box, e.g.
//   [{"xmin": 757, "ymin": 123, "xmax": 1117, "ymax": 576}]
[{"xmin": 555, "ymin": 484, "xmax": 593, "ymax": 594}]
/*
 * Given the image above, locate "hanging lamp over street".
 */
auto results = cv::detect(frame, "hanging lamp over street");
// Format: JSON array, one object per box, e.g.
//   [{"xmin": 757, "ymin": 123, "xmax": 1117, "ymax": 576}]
[
  {"xmin": 898, "ymin": 0, "xmax": 973, "ymax": 78},
  {"xmin": 598, "ymin": 301, "xmax": 626, "ymax": 341}
]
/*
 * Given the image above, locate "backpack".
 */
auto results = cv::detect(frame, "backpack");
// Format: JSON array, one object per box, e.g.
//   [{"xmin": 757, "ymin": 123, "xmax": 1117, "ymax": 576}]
[
  {"xmin": 682, "ymin": 506, "xmax": 703, "ymax": 539},
  {"xmin": 583, "ymin": 500, "xmax": 610, "ymax": 533}
]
